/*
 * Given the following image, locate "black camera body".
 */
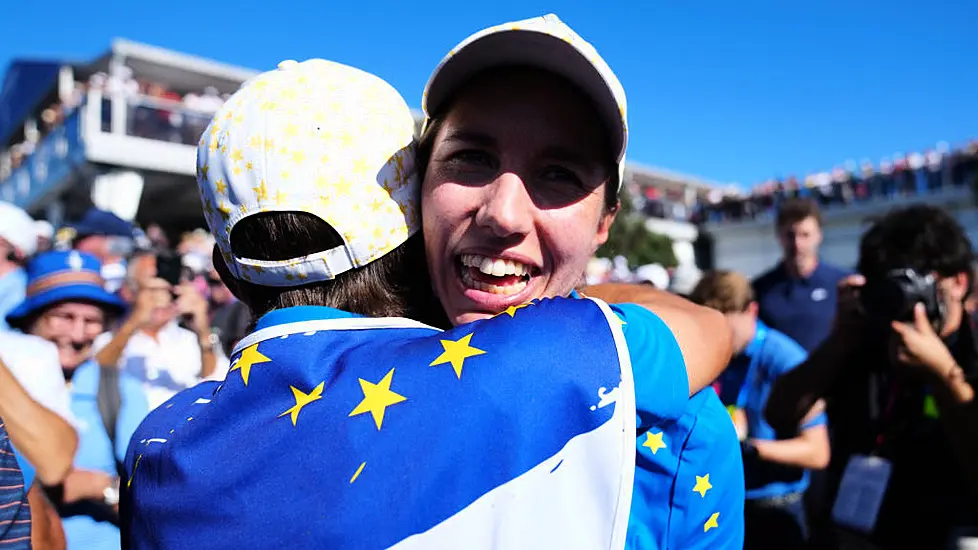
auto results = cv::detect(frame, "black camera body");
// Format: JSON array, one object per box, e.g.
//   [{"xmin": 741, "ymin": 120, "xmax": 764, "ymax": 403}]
[{"xmin": 860, "ymin": 268, "xmax": 946, "ymax": 331}]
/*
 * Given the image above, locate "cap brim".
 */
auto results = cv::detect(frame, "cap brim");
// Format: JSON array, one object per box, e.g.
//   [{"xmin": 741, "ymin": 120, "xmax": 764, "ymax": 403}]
[
  {"xmin": 423, "ymin": 29, "xmax": 625, "ymax": 165},
  {"xmin": 6, "ymin": 286, "xmax": 128, "ymax": 327}
]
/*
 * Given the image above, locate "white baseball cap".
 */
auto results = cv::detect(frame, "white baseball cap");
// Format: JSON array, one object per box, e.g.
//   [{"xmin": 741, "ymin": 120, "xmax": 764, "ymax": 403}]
[
  {"xmin": 197, "ymin": 59, "xmax": 419, "ymax": 287},
  {"xmin": 421, "ymin": 13, "xmax": 628, "ymax": 188},
  {"xmin": 0, "ymin": 202, "xmax": 38, "ymax": 257}
]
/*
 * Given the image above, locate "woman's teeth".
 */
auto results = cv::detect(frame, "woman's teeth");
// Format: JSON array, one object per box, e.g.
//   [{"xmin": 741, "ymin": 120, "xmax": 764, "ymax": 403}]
[
  {"xmin": 459, "ymin": 254, "xmax": 531, "ymax": 296},
  {"xmin": 459, "ymin": 254, "xmax": 530, "ymax": 277}
]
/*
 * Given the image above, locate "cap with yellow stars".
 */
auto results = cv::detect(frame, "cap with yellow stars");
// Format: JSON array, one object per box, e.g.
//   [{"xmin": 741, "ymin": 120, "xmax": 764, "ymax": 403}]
[
  {"xmin": 197, "ymin": 58, "xmax": 419, "ymax": 287},
  {"xmin": 421, "ymin": 13, "xmax": 627, "ymax": 189}
]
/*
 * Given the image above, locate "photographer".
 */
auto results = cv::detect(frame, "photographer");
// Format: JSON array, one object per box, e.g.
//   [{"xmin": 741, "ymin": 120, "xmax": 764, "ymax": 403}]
[{"xmin": 766, "ymin": 204, "xmax": 978, "ymax": 549}]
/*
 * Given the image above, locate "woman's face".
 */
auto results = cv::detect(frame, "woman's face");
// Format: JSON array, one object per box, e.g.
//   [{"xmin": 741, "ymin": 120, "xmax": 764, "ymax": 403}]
[{"xmin": 422, "ymin": 68, "xmax": 617, "ymax": 326}]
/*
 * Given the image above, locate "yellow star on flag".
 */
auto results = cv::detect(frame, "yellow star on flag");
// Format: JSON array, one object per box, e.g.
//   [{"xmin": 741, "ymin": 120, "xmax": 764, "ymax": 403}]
[
  {"xmin": 496, "ymin": 303, "xmax": 530, "ymax": 318},
  {"xmin": 349, "ymin": 368, "xmax": 407, "ymax": 430},
  {"xmin": 230, "ymin": 344, "xmax": 272, "ymax": 386},
  {"xmin": 693, "ymin": 474, "xmax": 713, "ymax": 498},
  {"xmin": 703, "ymin": 512, "xmax": 719, "ymax": 533},
  {"xmin": 642, "ymin": 431, "xmax": 667, "ymax": 455},
  {"xmin": 278, "ymin": 381, "xmax": 325, "ymax": 426},
  {"xmin": 429, "ymin": 333, "xmax": 486, "ymax": 379}
]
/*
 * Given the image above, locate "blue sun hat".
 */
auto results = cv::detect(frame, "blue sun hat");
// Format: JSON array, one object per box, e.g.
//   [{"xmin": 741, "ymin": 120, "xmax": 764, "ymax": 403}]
[{"xmin": 6, "ymin": 250, "xmax": 127, "ymax": 327}]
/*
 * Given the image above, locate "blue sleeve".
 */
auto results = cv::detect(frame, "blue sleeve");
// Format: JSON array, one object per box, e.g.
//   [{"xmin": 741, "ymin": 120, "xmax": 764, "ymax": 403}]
[
  {"xmin": 612, "ymin": 303, "xmax": 689, "ymax": 425},
  {"xmin": 670, "ymin": 391, "xmax": 745, "ymax": 549},
  {"xmin": 764, "ymin": 332, "xmax": 808, "ymax": 378},
  {"xmin": 116, "ymin": 375, "xmax": 150, "ymax": 463}
]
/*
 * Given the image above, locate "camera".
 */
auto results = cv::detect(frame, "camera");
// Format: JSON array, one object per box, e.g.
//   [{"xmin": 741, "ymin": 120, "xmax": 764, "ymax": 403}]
[{"xmin": 860, "ymin": 268, "xmax": 946, "ymax": 331}]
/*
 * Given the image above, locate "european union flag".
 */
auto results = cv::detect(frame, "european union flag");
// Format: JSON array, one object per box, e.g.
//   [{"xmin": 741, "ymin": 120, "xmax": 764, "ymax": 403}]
[{"xmin": 123, "ymin": 297, "xmax": 637, "ymax": 549}]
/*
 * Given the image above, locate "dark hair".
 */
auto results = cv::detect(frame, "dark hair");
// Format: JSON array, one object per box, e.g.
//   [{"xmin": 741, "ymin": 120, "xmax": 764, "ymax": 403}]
[
  {"xmin": 415, "ymin": 67, "xmax": 621, "ymax": 215},
  {"xmin": 857, "ymin": 204, "xmax": 974, "ymax": 283},
  {"xmin": 775, "ymin": 197, "xmax": 822, "ymax": 229},
  {"xmin": 225, "ymin": 212, "xmax": 448, "ymax": 327}
]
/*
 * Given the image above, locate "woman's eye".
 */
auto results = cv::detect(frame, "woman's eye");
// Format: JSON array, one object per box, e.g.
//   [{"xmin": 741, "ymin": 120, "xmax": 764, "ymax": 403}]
[
  {"xmin": 540, "ymin": 166, "xmax": 582, "ymax": 184},
  {"xmin": 449, "ymin": 149, "xmax": 494, "ymax": 167}
]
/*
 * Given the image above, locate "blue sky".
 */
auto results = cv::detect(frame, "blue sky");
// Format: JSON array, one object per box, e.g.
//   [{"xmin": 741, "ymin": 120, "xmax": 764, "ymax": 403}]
[{"xmin": 2, "ymin": 1, "xmax": 976, "ymax": 188}]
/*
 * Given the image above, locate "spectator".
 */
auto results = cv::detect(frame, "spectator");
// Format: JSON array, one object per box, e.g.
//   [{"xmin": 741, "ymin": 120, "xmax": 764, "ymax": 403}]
[
  {"xmin": 6, "ymin": 251, "xmax": 146, "ymax": 550},
  {"xmin": 690, "ymin": 270, "xmax": 830, "ymax": 549},
  {"xmin": 62, "ymin": 208, "xmax": 136, "ymax": 293},
  {"xmin": 206, "ymin": 268, "xmax": 250, "ymax": 359},
  {"xmin": 35, "ymin": 220, "xmax": 54, "ymax": 253},
  {"xmin": 0, "ymin": 417, "xmax": 30, "ymax": 549},
  {"xmin": 767, "ymin": 204, "xmax": 978, "ymax": 548},
  {"xmin": 0, "ymin": 202, "xmax": 37, "ymax": 330},
  {"xmin": 752, "ymin": 198, "xmax": 850, "ymax": 353},
  {"xmin": 94, "ymin": 251, "xmax": 221, "ymax": 410}
]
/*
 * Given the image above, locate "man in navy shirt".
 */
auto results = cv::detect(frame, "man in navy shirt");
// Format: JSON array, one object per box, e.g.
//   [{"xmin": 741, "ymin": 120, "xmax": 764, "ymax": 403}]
[{"xmin": 753, "ymin": 198, "xmax": 849, "ymax": 352}]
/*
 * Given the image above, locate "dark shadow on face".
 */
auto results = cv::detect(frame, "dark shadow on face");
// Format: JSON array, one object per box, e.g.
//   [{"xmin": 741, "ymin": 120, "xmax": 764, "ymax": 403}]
[{"xmin": 427, "ymin": 66, "xmax": 614, "ymax": 210}]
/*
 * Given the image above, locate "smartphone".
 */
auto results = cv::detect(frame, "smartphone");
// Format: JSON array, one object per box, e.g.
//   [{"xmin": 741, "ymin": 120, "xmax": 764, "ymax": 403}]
[{"xmin": 156, "ymin": 252, "xmax": 184, "ymax": 286}]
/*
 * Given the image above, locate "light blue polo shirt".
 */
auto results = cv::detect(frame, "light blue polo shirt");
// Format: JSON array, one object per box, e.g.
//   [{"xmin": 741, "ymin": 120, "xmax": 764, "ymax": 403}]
[
  {"xmin": 63, "ymin": 359, "xmax": 148, "ymax": 550},
  {"xmin": 716, "ymin": 320, "xmax": 827, "ymax": 499},
  {"xmin": 0, "ymin": 269, "xmax": 26, "ymax": 332}
]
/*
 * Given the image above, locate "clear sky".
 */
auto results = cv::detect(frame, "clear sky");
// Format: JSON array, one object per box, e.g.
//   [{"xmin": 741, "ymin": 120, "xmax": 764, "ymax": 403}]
[{"xmin": 2, "ymin": 0, "xmax": 976, "ymax": 188}]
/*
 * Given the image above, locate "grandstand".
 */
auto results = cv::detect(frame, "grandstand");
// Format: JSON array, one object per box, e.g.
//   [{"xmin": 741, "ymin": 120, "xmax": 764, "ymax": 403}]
[{"xmin": 0, "ymin": 39, "xmax": 257, "ymax": 231}]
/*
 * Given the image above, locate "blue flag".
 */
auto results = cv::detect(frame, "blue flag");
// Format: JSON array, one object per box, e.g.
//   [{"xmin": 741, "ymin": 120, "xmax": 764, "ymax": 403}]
[{"xmin": 123, "ymin": 297, "xmax": 638, "ymax": 549}]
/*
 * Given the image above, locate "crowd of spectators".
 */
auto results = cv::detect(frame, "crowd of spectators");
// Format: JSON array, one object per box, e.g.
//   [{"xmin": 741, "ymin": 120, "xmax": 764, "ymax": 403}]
[
  {"xmin": 0, "ymin": 202, "xmax": 252, "ymax": 548},
  {"xmin": 692, "ymin": 140, "xmax": 978, "ymax": 224},
  {"xmin": 2, "ymin": 66, "xmax": 229, "ymax": 181}
]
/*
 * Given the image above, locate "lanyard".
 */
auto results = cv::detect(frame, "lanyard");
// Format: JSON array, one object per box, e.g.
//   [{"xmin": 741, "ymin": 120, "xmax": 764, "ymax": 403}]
[
  {"xmin": 735, "ymin": 325, "xmax": 768, "ymax": 409},
  {"xmin": 872, "ymin": 379, "xmax": 902, "ymax": 452}
]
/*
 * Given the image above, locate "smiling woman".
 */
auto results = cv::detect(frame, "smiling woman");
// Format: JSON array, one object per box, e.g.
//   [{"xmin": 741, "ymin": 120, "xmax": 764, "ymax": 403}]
[
  {"xmin": 419, "ymin": 66, "xmax": 618, "ymax": 324},
  {"xmin": 416, "ymin": 13, "xmax": 743, "ymax": 550}
]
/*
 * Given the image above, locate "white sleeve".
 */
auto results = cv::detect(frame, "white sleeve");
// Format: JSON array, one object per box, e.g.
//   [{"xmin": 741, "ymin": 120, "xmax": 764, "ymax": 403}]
[
  {"xmin": 0, "ymin": 335, "xmax": 77, "ymax": 428},
  {"xmin": 167, "ymin": 329, "xmax": 206, "ymax": 388}
]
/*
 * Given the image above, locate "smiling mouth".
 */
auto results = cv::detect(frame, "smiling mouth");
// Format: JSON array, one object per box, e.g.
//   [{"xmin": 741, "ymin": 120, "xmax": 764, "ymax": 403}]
[{"xmin": 457, "ymin": 254, "xmax": 535, "ymax": 296}]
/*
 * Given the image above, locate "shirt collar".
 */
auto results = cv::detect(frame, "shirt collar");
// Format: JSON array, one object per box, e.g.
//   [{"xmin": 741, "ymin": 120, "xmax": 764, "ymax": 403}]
[
  {"xmin": 254, "ymin": 306, "xmax": 361, "ymax": 331},
  {"xmin": 743, "ymin": 320, "xmax": 768, "ymax": 358},
  {"xmin": 779, "ymin": 261, "xmax": 822, "ymax": 284}
]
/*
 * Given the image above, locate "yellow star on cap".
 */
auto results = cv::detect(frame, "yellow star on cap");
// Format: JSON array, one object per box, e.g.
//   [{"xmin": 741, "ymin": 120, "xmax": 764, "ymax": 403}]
[
  {"xmin": 693, "ymin": 474, "xmax": 713, "ymax": 498},
  {"xmin": 230, "ymin": 148, "xmax": 244, "ymax": 163},
  {"xmin": 230, "ymin": 344, "xmax": 272, "ymax": 386},
  {"xmin": 273, "ymin": 189, "xmax": 288, "ymax": 205},
  {"xmin": 349, "ymin": 368, "xmax": 407, "ymax": 430},
  {"xmin": 278, "ymin": 381, "xmax": 325, "ymax": 426},
  {"xmin": 642, "ymin": 431, "xmax": 667, "ymax": 455},
  {"xmin": 254, "ymin": 179, "xmax": 269, "ymax": 201},
  {"xmin": 703, "ymin": 512, "xmax": 719, "ymax": 533},
  {"xmin": 214, "ymin": 178, "xmax": 228, "ymax": 195},
  {"xmin": 429, "ymin": 333, "xmax": 486, "ymax": 379}
]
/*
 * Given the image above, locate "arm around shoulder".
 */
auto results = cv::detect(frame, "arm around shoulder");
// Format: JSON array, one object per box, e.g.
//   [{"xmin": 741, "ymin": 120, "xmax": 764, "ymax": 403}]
[{"xmin": 583, "ymin": 283, "xmax": 732, "ymax": 395}]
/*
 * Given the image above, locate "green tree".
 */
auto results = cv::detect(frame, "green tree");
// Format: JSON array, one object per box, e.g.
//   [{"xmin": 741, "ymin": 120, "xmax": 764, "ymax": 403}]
[{"xmin": 596, "ymin": 191, "xmax": 678, "ymax": 268}]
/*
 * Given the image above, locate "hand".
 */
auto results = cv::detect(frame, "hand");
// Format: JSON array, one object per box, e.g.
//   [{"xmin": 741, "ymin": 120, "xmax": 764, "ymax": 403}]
[
  {"xmin": 833, "ymin": 274, "xmax": 868, "ymax": 331},
  {"xmin": 64, "ymin": 468, "xmax": 114, "ymax": 503},
  {"xmin": 130, "ymin": 278, "xmax": 172, "ymax": 329},
  {"xmin": 890, "ymin": 303, "xmax": 957, "ymax": 378},
  {"xmin": 174, "ymin": 283, "xmax": 209, "ymax": 334}
]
